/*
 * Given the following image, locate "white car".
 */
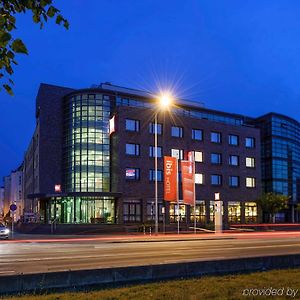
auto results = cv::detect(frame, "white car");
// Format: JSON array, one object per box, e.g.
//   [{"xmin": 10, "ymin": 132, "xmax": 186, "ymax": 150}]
[{"xmin": 0, "ymin": 223, "xmax": 9, "ymax": 239}]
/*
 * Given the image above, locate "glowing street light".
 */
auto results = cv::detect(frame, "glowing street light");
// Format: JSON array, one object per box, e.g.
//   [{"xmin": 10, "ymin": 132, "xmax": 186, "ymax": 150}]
[
  {"xmin": 154, "ymin": 92, "xmax": 173, "ymax": 235},
  {"xmin": 159, "ymin": 93, "xmax": 172, "ymax": 108}
]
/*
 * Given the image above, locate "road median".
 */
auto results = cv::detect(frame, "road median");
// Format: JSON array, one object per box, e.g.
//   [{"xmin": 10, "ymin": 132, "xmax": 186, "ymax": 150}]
[{"xmin": 1, "ymin": 254, "xmax": 300, "ymax": 295}]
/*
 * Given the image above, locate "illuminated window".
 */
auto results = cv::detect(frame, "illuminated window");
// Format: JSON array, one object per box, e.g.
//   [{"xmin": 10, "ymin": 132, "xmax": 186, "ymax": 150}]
[
  {"xmin": 245, "ymin": 202, "xmax": 258, "ymax": 223},
  {"xmin": 246, "ymin": 157, "xmax": 255, "ymax": 168},
  {"xmin": 228, "ymin": 201, "xmax": 241, "ymax": 223},
  {"xmin": 125, "ymin": 168, "xmax": 140, "ymax": 180},
  {"xmin": 246, "ymin": 177, "xmax": 256, "ymax": 188},
  {"xmin": 194, "ymin": 151, "xmax": 203, "ymax": 162},
  {"xmin": 195, "ymin": 173, "xmax": 204, "ymax": 184},
  {"xmin": 169, "ymin": 204, "xmax": 186, "ymax": 222},
  {"xmin": 190, "ymin": 201, "xmax": 206, "ymax": 223},
  {"xmin": 171, "ymin": 149, "xmax": 184, "ymax": 160}
]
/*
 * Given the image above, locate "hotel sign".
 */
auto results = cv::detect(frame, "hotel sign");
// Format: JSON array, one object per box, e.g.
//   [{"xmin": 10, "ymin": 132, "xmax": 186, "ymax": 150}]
[
  {"xmin": 181, "ymin": 159, "xmax": 195, "ymax": 206},
  {"xmin": 164, "ymin": 156, "xmax": 178, "ymax": 201}
]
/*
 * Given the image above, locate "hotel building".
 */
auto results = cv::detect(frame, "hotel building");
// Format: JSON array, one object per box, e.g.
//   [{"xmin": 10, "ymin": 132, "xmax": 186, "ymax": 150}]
[{"xmin": 21, "ymin": 82, "xmax": 263, "ymax": 227}]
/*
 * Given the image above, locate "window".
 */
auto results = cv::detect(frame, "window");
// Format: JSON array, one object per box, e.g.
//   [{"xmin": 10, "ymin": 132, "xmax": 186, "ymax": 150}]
[
  {"xmin": 146, "ymin": 202, "xmax": 163, "ymax": 221},
  {"xmin": 171, "ymin": 126, "xmax": 183, "ymax": 138},
  {"xmin": 229, "ymin": 176, "xmax": 239, "ymax": 187},
  {"xmin": 245, "ymin": 202, "xmax": 258, "ymax": 223},
  {"xmin": 246, "ymin": 177, "xmax": 256, "ymax": 188},
  {"xmin": 149, "ymin": 146, "xmax": 162, "ymax": 158},
  {"xmin": 229, "ymin": 155, "xmax": 239, "ymax": 166},
  {"xmin": 125, "ymin": 119, "xmax": 139, "ymax": 132},
  {"xmin": 126, "ymin": 143, "xmax": 140, "ymax": 156},
  {"xmin": 211, "ymin": 175, "xmax": 222, "ymax": 185},
  {"xmin": 190, "ymin": 201, "xmax": 206, "ymax": 223},
  {"xmin": 211, "ymin": 153, "xmax": 222, "ymax": 164},
  {"xmin": 211, "ymin": 132, "xmax": 221, "ymax": 143},
  {"xmin": 194, "ymin": 151, "xmax": 203, "ymax": 162},
  {"xmin": 192, "ymin": 129, "xmax": 203, "ymax": 141},
  {"xmin": 125, "ymin": 168, "xmax": 140, "ymax": 180},
  {"xmin": 149, "ymin": 122, "xmax": 162, "ymax": 135},
  {"xmin": 149, "ymin": 169, "xmax": 163, "ymax": 181},
  {"xmin": 123, "ymin": 200, "xmax": 141, "ymax": 222},
  {"xmin": 169, "ymin": 204, "xmax": 186, "ymax": 222},
  {"xmin": 195, "ymin": 173, "xmax": 204, "ymax": 184},
  {"xmin": 245, "ymin": 137, "xmax": 255, "ymax": 148},
  {"xmin": 228, "ymin": 202, "xmax": 241, "ymax": 223},
  {"xmin": 229, "ymin": 134, "xmax": 239, "ymax": 146},
  {"xmin": 246, "ymin": 157, "xmax": 255, "ymax": 168},
  {"xmin": 171, "ymin": 149, "xmax": 184, "ymax": 160}
]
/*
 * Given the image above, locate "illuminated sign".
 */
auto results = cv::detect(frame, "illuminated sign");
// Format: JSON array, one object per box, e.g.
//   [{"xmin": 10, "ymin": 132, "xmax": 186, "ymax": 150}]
[
  {"xmin": 54, "ymin": 184, "xmax": 61, "ymax": 192},
  {"xmin": 109, "ymin": 115, "xmax": 116, "ymax": 135},
  {"xmin": 164, "ymin": 156, "xmax": 178, "ymax": 201},
  {"xmin": 126, "ymin": 169, "xmax": 136, "ymax": 178}
]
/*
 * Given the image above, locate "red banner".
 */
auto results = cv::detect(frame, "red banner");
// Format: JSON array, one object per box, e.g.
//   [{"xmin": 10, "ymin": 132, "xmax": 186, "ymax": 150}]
[
  {"xmin": 181, "ymin": 160, "xmax": 195, "ymax": 205},
  {"xmin": 164, "ymin": 156, "xmax": 178, "ymax": 201}
]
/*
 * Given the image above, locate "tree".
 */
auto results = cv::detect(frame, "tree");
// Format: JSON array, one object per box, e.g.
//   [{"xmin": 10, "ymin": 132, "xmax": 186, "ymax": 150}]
[
  {"xmin": 256, "ymin": 192, "xmax": 289, "ymax": 223},
  {"xmin": 0, "ymin": 0, "xmax": 69, "ymax": 95}
]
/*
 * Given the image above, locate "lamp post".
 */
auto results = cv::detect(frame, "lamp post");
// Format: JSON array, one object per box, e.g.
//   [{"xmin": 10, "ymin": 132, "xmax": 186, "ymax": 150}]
[{"xmin": 154, "ymin": 93, "xmax": 172, "ymax": 235}]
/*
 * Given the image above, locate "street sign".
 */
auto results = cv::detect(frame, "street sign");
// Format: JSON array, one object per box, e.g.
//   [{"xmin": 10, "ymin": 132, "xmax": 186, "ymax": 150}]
[{"xmin": 10, "ymin": 204, "xmax": 17, "ymax": 212}]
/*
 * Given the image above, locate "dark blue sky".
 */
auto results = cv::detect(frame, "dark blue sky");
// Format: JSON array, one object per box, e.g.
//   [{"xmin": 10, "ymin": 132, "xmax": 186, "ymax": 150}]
[{"xmin": 1, "ymin": 0, "xmax": 300, "ymax": 179}]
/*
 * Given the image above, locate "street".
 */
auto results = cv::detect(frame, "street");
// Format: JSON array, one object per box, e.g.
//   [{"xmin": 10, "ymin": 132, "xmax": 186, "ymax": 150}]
[{"xmin": 1, "ymin": 231, "xmax": 300, "ymax": 276}]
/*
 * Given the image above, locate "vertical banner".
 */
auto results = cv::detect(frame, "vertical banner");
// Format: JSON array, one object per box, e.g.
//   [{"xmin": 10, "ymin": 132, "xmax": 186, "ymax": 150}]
[
  {"xmin": 164, "ymin": 156, "xmax": 178, "ymax": 201},
  {"xmin": 181, "ymin": 158, "xmax": 195, "ymax": 206}
]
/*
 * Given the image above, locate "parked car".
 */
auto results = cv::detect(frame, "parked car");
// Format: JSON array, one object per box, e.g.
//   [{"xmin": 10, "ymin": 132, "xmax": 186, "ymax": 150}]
[{"xmin": 0, "ymin": 223, "xmax": 9, "ymax": 239}]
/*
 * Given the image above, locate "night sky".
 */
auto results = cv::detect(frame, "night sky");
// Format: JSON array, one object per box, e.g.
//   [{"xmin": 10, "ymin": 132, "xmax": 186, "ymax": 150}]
[{"xmin": 1, "ymin": 0, "xmax": 300, "ymax": 180}]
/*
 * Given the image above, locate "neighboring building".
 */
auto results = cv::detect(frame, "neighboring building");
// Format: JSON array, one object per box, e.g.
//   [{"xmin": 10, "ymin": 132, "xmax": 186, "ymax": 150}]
[
  {"xmin": 10, "ymin": 167, "xmax": 24, "ymax": 221},
  {"xmin": 3, "ymin": 175, "xmax": 11, "ymax": 217},
  {"xmin": 2, "ymin": 166, "xmax": 24, "ymax": 221},
  {"xmin": 0, "ymin": 187, "xmax": 4, "ymax": 218},
  {"xmin": 254, "ymin": 113, "xmax": 300, "ymax": 222},
  {"xmin": 22, "ymin": 83, "xmax": 262, "ymax": 226}
]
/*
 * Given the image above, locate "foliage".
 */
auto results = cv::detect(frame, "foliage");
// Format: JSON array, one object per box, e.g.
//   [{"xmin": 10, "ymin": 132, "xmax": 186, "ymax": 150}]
[
  {"xmin": 256, "ymin": 192, "xmax": 289, "ymax": 223},
  {"xmin": 0, "ymin": 0, "xmax": 69, "ymax": 95}
]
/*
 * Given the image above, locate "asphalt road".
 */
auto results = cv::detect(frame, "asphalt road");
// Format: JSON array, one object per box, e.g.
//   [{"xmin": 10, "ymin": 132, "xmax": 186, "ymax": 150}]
[{"xmin": 1, "ymin": 232, "xmax": 300, "ymax": 276}]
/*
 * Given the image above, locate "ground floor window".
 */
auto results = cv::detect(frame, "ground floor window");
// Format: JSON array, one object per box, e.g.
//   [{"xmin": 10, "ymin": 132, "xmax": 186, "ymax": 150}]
[
  {"xmin": 169, "ymin": 204, "xmax": 186, "ymax": 222},
  {"xmin": 46, "ymin": 197, "xmax": 115, "ymax": 224},
  {"xmin": 190, "ymin": 201, "xmax": 206, "ymax": 223},
  {"xmin": 228, "ymin": 201, "xmax": 241, "ymax": 223},
  {"xmin": 245, "ymin": 202, "xmax": 257, "ymax": 223},
  {"xmin": 146, "ymin": 201, "xmax": 163, "ymax": 222},
  {"xmin": 209, "ymin": 201, "xmax": 224, "ymax": 223},
  {"xmin": 123, "ymin": 200, "xmax": 141, "ymax": 223}
]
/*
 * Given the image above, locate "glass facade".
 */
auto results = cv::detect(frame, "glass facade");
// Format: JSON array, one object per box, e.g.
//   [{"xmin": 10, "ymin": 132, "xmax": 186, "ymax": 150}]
[
  {"xmin": 63, "ymin": 93, "xmax": 111, "ymax": 192},
  {"xmin": 46, "ymin": 197, "xmax": 115, "ymax": 224},
  {"xmin": 55, "ymin": 92, "xmax": 115, "ymax": 224},
  {"xmin": 258, "ymin": 115, "xmax": 300, "ymax": 207}
]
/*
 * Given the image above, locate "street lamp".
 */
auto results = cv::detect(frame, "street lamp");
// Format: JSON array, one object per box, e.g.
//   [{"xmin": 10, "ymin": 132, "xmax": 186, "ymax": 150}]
[{"xmin": 154, "ymin": 93, "xmax": 172, "ymax": 235}]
